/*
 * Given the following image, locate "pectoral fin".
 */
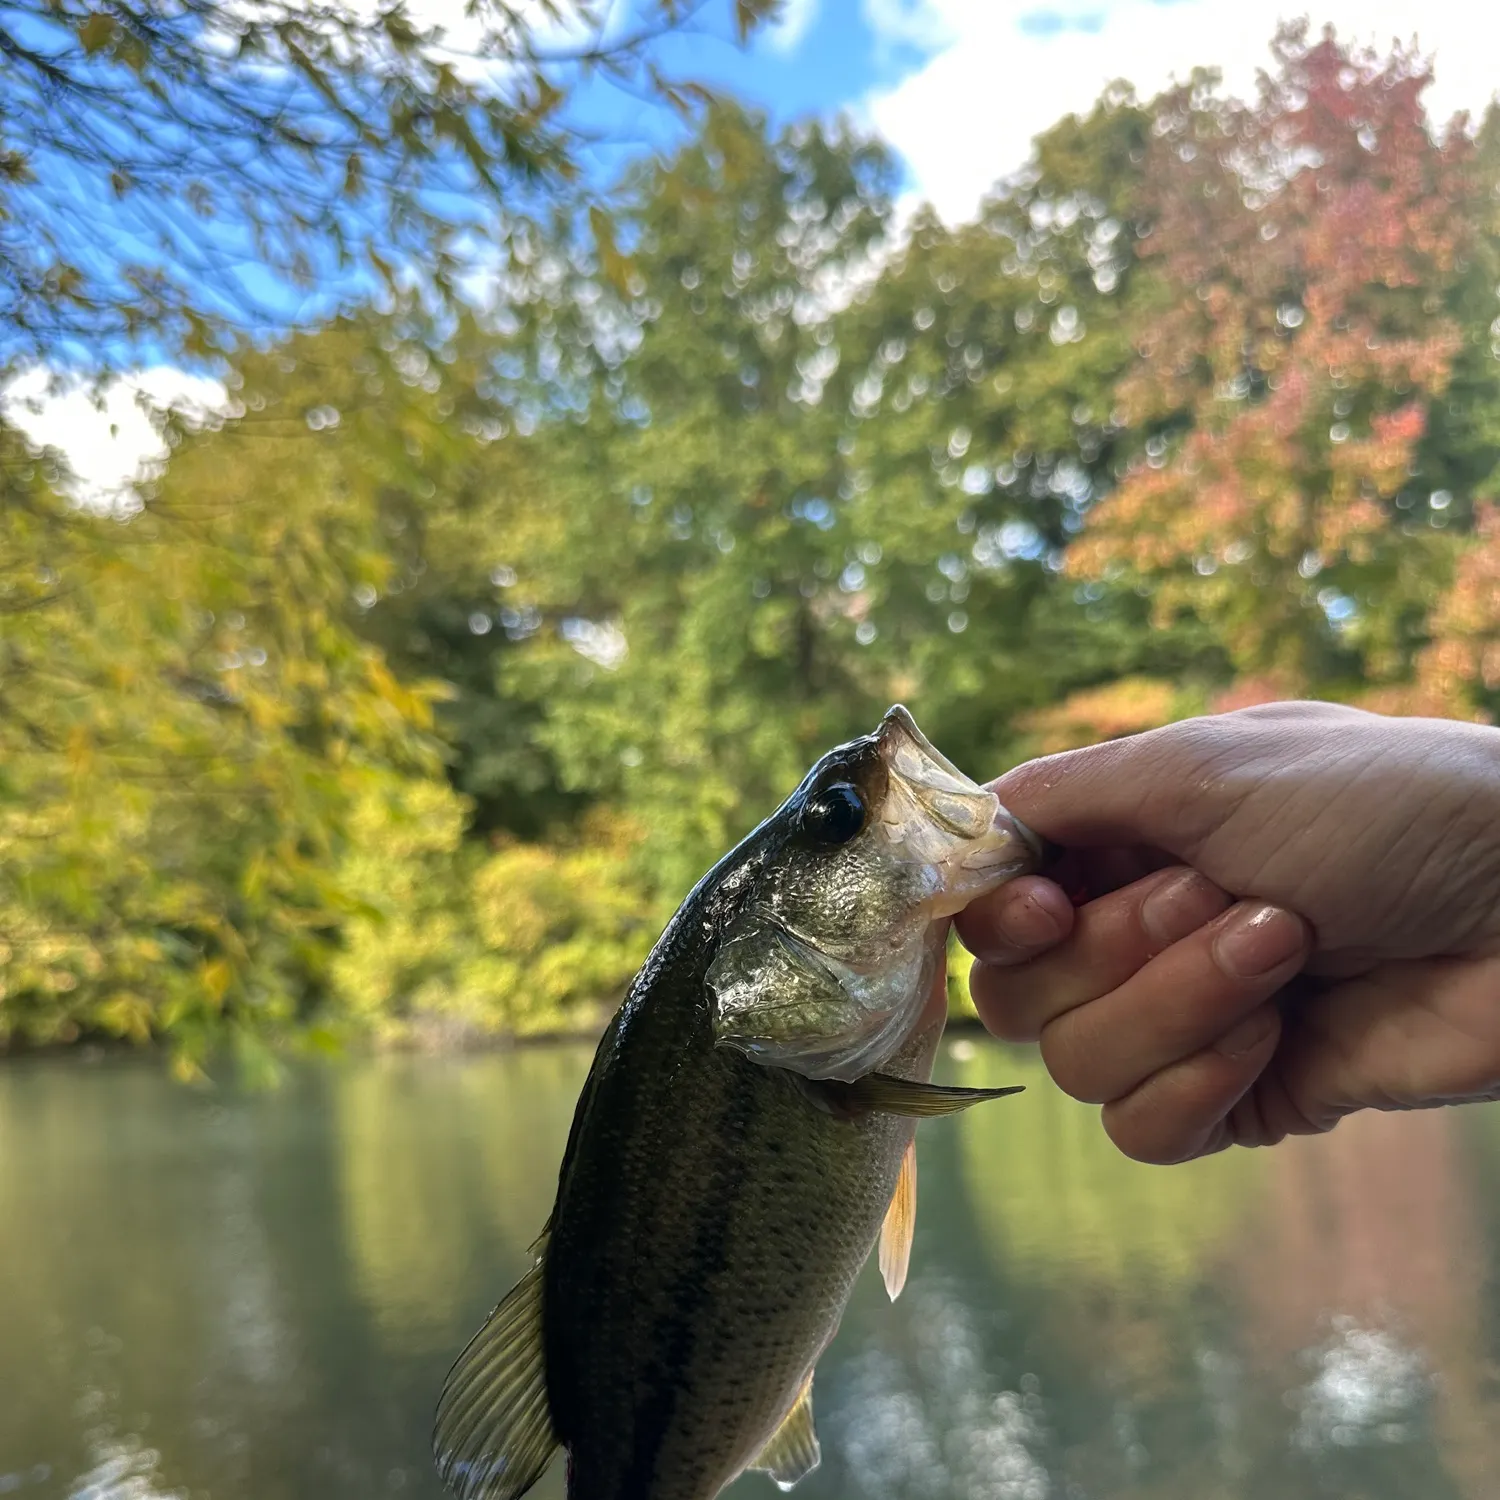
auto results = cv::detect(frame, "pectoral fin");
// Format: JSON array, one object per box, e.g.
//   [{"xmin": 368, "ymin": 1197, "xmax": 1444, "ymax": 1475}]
[
  {"xmin": 879, "ymin": 1138, "xmax": 917, "ymax": 1301},
  {"xmin": 433, "ymin": 1234, "xmax": 557, "ymax": 1500},
  {"xmin": 840, "ymin": 1073, "xmax": 1024, "ymax": 1118},
  {"xmin": 751, "ymin": 1372, "xmax": 821, "ymax": 1492}
]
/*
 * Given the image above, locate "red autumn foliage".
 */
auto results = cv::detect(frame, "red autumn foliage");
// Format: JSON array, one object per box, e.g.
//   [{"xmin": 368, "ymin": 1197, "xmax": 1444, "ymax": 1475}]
[{"xmin": 1070, "ymin": 23, "xmax": 1482, "ymax": 696}]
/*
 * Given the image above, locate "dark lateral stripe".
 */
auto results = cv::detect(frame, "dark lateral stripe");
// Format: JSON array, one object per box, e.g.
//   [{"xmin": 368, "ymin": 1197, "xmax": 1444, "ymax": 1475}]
[{"xmin": 619, "ymin": 1063, "xmax": 761, "ymax": 1496}]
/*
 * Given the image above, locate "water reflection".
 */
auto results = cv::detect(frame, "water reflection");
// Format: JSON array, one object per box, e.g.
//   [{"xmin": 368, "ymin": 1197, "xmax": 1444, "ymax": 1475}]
[
  {"xmin": 1231, "ymin": 1110, "xmax": 1498, "ymax": 1499},
  {"xmin": 956, "ymin": 1049, "xmax": 1265, "ymax": 1292},
  {"xmin": 1, "ymin": 1045, "xmax": 1497, "ymax": 1500},
  {"xmin": 832, "ymin": 1278, "xmax": 1050, "ymax": 1500},
  {"xmin": 330, "ymin": 1051, "xmax": 588, "ymax": 1354}
]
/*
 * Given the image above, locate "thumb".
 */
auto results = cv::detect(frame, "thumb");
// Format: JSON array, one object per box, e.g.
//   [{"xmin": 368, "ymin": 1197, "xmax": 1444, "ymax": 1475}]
[{"xmin": 990, "ymin": 719, "xmax": 1228, "ymax": 858}]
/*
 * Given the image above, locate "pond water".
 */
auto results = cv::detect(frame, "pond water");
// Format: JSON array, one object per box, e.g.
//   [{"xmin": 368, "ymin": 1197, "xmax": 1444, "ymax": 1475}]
[{"xmin": 3, "ymin": 1041, "xmax": 1500, "ymax": 1500}]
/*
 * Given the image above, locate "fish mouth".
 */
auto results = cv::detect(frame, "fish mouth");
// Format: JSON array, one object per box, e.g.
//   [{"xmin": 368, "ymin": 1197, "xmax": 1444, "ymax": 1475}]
[{"xmin": 875, "ymin": 705, "xmax": 1041, "ymax": 912}]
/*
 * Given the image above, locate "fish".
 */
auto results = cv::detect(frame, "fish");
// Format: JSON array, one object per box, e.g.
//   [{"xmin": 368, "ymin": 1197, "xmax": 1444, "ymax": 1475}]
[{"xmin": 433, "ymin": 705, "xmax": 1040, "ymax": 1500}]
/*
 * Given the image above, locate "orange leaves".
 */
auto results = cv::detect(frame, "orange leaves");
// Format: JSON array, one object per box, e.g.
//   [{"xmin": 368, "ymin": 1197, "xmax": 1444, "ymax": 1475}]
[
  {"xmin": 1071, "ymin": 25, "xmax": 1479, "ymax": 683},
  {"xmin": 1207, "ymin": 677, "xmax": 1298, "ymax": 714},
  {"xmin": 1411, "ymin": 504, "xmax": 1500, "ymax": 715},
  {"xmin": 1019, "ymin": 678, "xmax": 1182, "ymax": 754}
]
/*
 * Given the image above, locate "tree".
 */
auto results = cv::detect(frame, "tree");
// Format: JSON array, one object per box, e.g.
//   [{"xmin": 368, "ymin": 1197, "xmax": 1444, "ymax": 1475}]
[
  {"xmin": 446, "ymin": 103, "xmax": 907, "ymax": 903},
  {"xmin": 0, "ymin": 0, "xmax": 776, "ymax": 371},
  {"xmin": 1068, "ymin": 24, "xmax": 1491, "ymax": 704},
  {"xmin": 11, "ymin": 28, "xmax": 1500, "ymax": 1059},
  {"xmin": 0, "ymin": 343, "xmax": 454, "ymax": 1069},
  {"xmin": 826, "ymin": 81, "xmax": 1224, "ymax": 767}
]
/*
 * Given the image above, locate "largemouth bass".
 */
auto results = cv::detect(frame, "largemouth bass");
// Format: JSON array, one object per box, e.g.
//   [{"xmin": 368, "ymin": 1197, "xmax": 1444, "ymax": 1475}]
[{"xmin": 434, "ymin": 706, "xmax": 1039, "ymax": 1500}]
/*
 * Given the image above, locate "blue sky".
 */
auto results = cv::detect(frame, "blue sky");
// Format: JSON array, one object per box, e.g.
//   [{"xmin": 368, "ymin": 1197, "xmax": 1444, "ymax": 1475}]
[
  {"xmin": 8, "ymin": 0, "xmax": 1500, "ymax": 496},
  {"xmin": 704, "ymin": 0, "xmax": 1500, "ymax": 221}
]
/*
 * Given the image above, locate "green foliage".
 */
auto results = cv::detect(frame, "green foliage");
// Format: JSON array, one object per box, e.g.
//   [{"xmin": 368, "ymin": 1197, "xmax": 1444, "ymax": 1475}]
[
  {"xmin": 7, "ymin": 28, "xmax": 1500, "ymax": 1059},
  {"xmin": 0, "ymin": 0, "xmax": 769, "ymax": 369},
  {"xmin": 0, "ymin": 381, "xmax": 452, "ymax": 1073}
]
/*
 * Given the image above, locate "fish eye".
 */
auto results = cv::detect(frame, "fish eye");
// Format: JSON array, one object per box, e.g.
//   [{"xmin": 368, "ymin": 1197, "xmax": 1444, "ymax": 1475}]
[{"xmin": 800, "ymin": 782, "xmax": 866, "ymax": 847}]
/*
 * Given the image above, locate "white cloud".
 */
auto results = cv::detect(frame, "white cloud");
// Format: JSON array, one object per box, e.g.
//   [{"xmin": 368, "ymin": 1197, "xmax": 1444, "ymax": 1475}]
[
  {"xmin": 862, "ymin": 0, "xmax": 1500, "ymax": 225},
  {"xmin": 764, "ymin": 0, "xmax": 821, "ymax": 54},
  {"xmin": 2, "ymin": 367, "xmax": 228, "ymax": 508},
  {"xmin": 862, "ymin": 0, "xmax": 958, "ymax": 57}
]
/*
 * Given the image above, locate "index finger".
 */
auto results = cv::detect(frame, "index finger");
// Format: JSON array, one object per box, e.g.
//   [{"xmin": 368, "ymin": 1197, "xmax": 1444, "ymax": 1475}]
[
  {"xmin": 968, "ymin": 867, "xmax": 1230, "ymax": 1042},
  {"xmin": 956, "ymin": 875, "xmax": 1076, "ymax": 968}
]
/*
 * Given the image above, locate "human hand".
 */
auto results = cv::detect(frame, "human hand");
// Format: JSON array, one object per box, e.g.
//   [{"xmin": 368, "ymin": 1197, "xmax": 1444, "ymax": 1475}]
[{"xmin": 956, "ymin": 702, "xmax": 1500, "ymax": 1162}]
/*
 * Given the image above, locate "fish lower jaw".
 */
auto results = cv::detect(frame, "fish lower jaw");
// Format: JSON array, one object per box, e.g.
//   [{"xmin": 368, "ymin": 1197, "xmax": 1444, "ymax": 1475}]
[
  {"xmin": 917, "ymin": 880, "xmax": 1013, "ymax": 922},
  {"xmin": 920, "ymin": 844, "xmax": 1039, "ymax": 918}
]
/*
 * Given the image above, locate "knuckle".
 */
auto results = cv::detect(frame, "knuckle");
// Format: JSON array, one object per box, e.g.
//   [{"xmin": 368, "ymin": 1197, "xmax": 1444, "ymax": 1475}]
[
  {"xmin": 1039, "ymin": 1019, "xmax": 1114, "ymax": 1105},
  {"xmin": 976, "ymin": 1010, "xmax": 1037, "ymax": 1045},
  {"xmin": 1102, "ymin": 1101, "xmax": 1202, "ymax": 1166},
  {"xmin": 969, "ymin": 966, "xmax": 1043, "ymax": 1042}
]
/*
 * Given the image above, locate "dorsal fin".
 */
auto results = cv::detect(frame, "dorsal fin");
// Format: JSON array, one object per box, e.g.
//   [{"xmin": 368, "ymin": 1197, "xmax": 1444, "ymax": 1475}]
[
  {"xmin": 433, "ymin": 1234, "xmax": 558, "ymax": 1500},
  {"xmin": 751, "ymin": 1371, "xmax": 821, "ymax": 1492},
  {"xmin": 879, "ymin": 1138, "xmax": 917, "ymax": 1301}
]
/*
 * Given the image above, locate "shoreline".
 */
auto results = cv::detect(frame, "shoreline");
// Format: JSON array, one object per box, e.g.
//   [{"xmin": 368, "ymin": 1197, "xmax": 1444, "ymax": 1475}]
[{"xmin": 0, "ymin": 1012, "xmax": 995, "ymax": 1067}]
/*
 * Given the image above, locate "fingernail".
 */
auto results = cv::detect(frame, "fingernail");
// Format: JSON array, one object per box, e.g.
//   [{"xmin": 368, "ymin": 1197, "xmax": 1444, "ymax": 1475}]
[
  {"xmin": 1215, "ymin": 1005, "xmax": 1278, "ymax": 1057},
  {"xmin": 1212, "ymin": 904, "xmax": 1306, "ymax": 978},
  {"xmin": 998, "ymin": 892, "xmax": 1066, "ymax": 949},
  {"xmin": 1141, "ymin": 871, "xmax": 1230, "ymax": 947}
]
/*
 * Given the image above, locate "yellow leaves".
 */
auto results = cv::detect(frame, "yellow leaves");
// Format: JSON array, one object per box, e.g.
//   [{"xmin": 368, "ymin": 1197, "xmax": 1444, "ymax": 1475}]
[
  {"xmin": 241, "ymin": 853, "xmax": 270, "ymax": 903},
  {"xmin": 325, "ymin": 770, "xmax": 490, "ymax": 1034},
  {"xmin": 104, "ymin": 656, "xmax": 141, "ymax": 692},
  {"xmin": 122, "ymin": 937, "xmax": 163, "ymax": 970},
  {"xmin": 461, "ymin": 813, "xmax": 652, "ymax": 1030},
  {"xmin": 589, "ymin": 206, "xmax": 635, "ymax": 296},
  {"xmin": 197, "ymin": 957, "xmax": 232, "ymax": 1007},
  {"xmin": 243, "ymin": 687, "xmax": 292, "ymax": 732},
  {"xmin": 362, "ymin": 651, "xmax": 402, "ymax": 705},
  {"xmin": 77, "ymin": 12, "xmax": 118, "ymax": 54},
  {"xmin": 733, "ymin": 0, "xmax": 778, "ymax": 42},
  {"xmin": 471, "ymin": 847, "xmax": 551, "ymax": 955},
  {"xmin": 93, "ymin": 991, "xmax": 154, "ymax": 1044},
  {"xmin": 363, "ymin": 651, "xmax": 441, "ymax": 731},
  {"xmin": 64, "ymin": 726, "xmax": 93, "ymax": 776},
  {"xmin": 1018, "ymin": 677, "xmax": 1184, "ymax": 754},
  {"xmin": 285, "ymin": 658, "xmax": 331, "ymax": 695},
  {"xmin": 170, "ymin": 1051, "xmax": 208, "ymax": 1086},
  {"xmin": 301, "ymin": 1025, "xmax": 345, "ymax": 1058},
  {"xmin": 2, "ymin": 410, "xmax": 420, "ymax": 1035},
  {"xmin": 345, "ymin": 771, "xmax": 467, "ymax": 860}
]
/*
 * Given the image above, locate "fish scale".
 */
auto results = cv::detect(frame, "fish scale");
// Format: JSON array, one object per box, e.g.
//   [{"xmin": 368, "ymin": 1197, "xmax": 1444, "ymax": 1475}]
[
  {"xmin": 433, "ymin": 707, "xmax": 1038, "ymax": 1500},
  {"xmin": 547, "ymin": 933, "xmax": 929, "ymax": 1500}
]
